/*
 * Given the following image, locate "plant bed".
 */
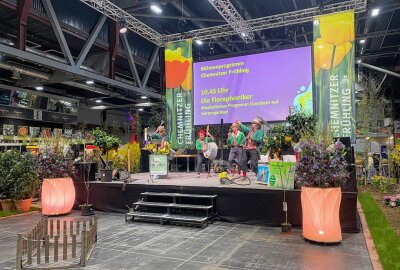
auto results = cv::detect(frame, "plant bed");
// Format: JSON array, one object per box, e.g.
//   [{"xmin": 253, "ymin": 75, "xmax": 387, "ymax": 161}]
[
  {"xmin": 359, "ymin": 191, "xmax": 400, "ymax": 270},
  {"xmin": 359, "ymin": 185, "xmax": 400, "ymax": 237}
]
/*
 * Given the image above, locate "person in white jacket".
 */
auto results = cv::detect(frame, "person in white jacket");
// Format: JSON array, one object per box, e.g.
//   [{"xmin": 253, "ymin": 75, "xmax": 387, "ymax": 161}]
[{"xmin": 366, "ymin": 152, "xmax": 376, "ymax": 184}]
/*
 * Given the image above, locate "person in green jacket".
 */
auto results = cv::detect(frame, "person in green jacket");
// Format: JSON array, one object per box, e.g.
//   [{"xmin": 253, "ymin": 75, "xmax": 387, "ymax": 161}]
[
  {"xmin": 195, "ymin": 129, "xmax": 215, "ymax": 177},
  {"xmin": 151, "ymin": 125, "xmax": 169, "ymax": 145},
  {"xmin": 227, "ymin": 122, "xmax": 246, "ymax": 176},
  {"xmin": 237, "ymin": 118, "xmax": 264, "ymax": 174}
]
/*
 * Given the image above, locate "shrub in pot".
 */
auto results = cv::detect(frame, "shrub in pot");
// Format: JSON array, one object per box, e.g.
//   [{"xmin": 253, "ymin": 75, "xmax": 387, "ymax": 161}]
[
  {"xmin": 294, "ymin": 130, "xmax": 348, "ymax": 244},
  {"xmin": 38, "ymin": 141, "xmax": 76, "ymax": 216},
  {"xmin": 10, "ymin": 151, "xmax": 40, "ymax": 212},
  {"xmin": 0, "ymin": 151, "xmax": 16, "ymax": 210},
  {"xmin": 93, "ymin": 128, "xmax": 120, "ymax": 182}
]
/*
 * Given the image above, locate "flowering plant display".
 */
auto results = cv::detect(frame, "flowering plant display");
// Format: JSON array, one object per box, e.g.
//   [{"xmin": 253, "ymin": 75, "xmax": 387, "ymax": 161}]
[
  {"xmin": 37, "ymin": 139, "xmax": 76, "ymax": 179},
  {"xmin": 294, "ymin": 139, "xmax": 349, "ymax": 188}
]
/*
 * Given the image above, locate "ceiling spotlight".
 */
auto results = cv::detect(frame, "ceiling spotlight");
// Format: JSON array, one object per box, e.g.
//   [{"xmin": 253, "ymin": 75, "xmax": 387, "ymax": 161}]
[
  {"xmin": 119, "ymin": 20, "xmax": 127, "ymax": 34},
  {"xmin": 357, "ymin": 59, "xmax": 361, "ymax": 63},
  {"xmin": 138, "ymin": 108, "xmax": 144, "ymax": 112},
  {"xmin": 241, "ymin": 32, "xmax": 246, "ymax": 37},
  {"xmin": 150, "ymin": 5, "xmax": 162, "ymax": 14},
  {"xmin": 195, "ymin": 40, "xmax": 203, "ymax": 45},
  {"xmin": 359, "ymin": 39, "xmax": 365, "ymax": 44},
  {"xmin": 35, "ymin": 86, "xmax": 44, "ymax": 91},
  {"xmin": 141, "ymin": 96, "xmax": 148, "ymax": 99},
  {"xmin": 86, "ymin": 80, "xmax": 95, "ymax": 85},
  {"xmin": 95, "ymin": 99, "xmax": 102, "ymax": 103},
  {"xmin": 371, "ymin": 8, "xmax": 380, "ymax": 17},
  {"xmin": 389, "ymin": 136, "xmax": 394, "ymax": 140}
]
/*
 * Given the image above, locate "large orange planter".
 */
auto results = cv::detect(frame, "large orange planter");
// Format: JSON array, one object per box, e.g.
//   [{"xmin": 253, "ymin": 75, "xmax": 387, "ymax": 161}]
[
  {"xmin": 301, "ymin": 186, "xmax": 342, "ymax": 243},
  {"xmin": 41, "ymin": 178, "xmax": 76, "ymax": 216},
  {"xmin": 16, "ymin": 198, "xmax": 32, "ymax": 213}
]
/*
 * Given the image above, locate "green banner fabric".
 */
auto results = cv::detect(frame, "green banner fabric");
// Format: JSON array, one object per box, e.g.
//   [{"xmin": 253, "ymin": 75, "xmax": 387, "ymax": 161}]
[
  {"xmin": 268, "ymin": 161, "xmax": 296, "ymax": 190},
  {"xmin": 165, "ymin": 40, "xmax": 194, "ymax": 149},
  {"xmin": 313, "ymin": 11, "xmax": 356, "ymax": 141}
]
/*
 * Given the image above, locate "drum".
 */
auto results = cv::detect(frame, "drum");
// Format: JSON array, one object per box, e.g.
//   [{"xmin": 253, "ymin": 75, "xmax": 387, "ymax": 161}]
[{"xmin": 203, "ymin": 142, "xmax": 218, "ymax": 160}]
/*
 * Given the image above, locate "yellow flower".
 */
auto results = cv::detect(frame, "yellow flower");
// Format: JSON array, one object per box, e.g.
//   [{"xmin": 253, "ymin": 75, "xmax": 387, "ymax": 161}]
[
  {"xmin": 318, "ymin": 12, "xmax": 354, "ymax": 45},
  {"xmin": 314, "ymin": 38, "xmax": 352, "ymax": 73}
]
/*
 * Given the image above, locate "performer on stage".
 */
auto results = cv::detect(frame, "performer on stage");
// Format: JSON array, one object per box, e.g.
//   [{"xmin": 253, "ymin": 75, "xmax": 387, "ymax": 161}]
[
  {"xmin": 152, "ymin": 125, "xmax": 169, "ymax": 146},
  {"xmin": 195, "ymin": 129, "xmax": 215, "ymax": 177},
  {"xmin": 227, "ymin": 122, "xmax": 246, "ymax": 177},
  {"xmin": 237, "ymin": 118, "xmax": 264, "ymax": 174}
]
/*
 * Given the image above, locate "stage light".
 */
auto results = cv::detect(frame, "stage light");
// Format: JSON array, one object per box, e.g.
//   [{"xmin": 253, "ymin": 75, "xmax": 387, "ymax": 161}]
[
  {"xmin": 141, "ymin": 96, "xmax": 148, "ymax": 99},
  {"xmin": 138, "ymin": 108, "xmax": 144, "ymax": 112},
  {"xmin": 150, "ymin": 5, "xmax": 162, "ymax": 14},
  {"xmin": 95, "ymin": 99, "xmax": 102, "ymax": 103},
  {"xmin": 195, "ymin": 40, "xmax": 203, "ymax": 45},
  {"xmin": 359, "ymin": 39, "xmax": 365, "ymax": 44},
  {"xmin": 35, "ymin": 86, "xmax": 44, "ymax": 91},
  {"xmin": 119, "ymin": 20, "xmax": 128, "ymax": 34},
  {"xmin": 372, "ymin": 8, "xmax": 380, "ymax": 16},
  {"xmin": 86, "ymin": 80, "xmax": 95, "ymax": 85}
]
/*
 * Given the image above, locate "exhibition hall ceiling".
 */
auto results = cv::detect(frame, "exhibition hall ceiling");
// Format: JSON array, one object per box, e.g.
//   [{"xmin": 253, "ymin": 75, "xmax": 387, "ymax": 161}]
[{"xmin": 0, "ymin": 0, "xmax": 398, "ymax": 106}]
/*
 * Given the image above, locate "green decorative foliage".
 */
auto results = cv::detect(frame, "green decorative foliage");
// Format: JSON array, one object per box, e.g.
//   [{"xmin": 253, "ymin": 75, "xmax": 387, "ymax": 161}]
[
  {"xmin": 0, "ymin": 150, "xmax": 40, "ymax": 200},
  {"xmin": 93, "ymin": 128, "xmax": 121, "ymax": 154}
]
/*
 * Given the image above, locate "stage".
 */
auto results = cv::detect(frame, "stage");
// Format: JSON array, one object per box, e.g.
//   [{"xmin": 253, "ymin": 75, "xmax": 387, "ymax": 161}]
[{"xmin": 74, "ymin": 172, "xmax": 360, "ymax": 232}]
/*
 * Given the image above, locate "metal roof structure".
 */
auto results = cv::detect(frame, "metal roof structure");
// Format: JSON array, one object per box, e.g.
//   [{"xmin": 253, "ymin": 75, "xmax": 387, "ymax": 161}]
[{"xmin": 0, "ymin": 0, "xmax": 398, "ymax": 111}]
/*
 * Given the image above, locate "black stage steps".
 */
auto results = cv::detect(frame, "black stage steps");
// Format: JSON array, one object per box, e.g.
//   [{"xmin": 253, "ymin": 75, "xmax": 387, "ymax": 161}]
[{"xmin": 125, "ymin": 192, "xmax": 217, "ymax": 228}]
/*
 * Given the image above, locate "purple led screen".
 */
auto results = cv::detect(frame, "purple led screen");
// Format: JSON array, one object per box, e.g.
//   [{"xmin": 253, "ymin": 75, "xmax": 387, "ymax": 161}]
[{"xmin": 193, "ymin": 46, "xmax": 313, "ymax": 125}]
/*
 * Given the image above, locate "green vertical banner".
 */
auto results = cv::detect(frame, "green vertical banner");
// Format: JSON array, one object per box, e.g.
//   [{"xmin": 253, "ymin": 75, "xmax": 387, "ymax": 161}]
[
  {"xmin": 313, "ymin": 11, "xmax": 356, "ymax": 141},
  {"xmin": 165, "ymin": 40, "xmax": 194, "ymax": 149}
]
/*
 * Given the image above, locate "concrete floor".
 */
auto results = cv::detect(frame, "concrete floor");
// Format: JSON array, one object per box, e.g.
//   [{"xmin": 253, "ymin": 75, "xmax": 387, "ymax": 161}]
[{"xmin": 0, "ymin": 212, "xmax": 372, "ymax": 270}]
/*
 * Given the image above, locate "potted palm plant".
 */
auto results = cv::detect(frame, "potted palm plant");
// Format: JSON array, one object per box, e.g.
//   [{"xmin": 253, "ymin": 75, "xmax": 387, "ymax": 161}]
[
  {"xmin": 38, "ymin": 140, "xmax": 76, "ymax": 216},
  {"xmin": 294, "ymin": 126, "xmax": 348, "ymax": 244}
]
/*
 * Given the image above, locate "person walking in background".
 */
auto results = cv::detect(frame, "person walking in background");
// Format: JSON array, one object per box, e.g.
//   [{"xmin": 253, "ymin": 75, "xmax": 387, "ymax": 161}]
[
  {"xmin": 237, "ymin": 118, "xmax": 264, "ymax": 175},
  {"xmin": 195, "ymin": 129, "xmax": 215, "ymax": 178},
  {"xmin": 367, "ymin": 152, "xmax": 376, "ymax": 184},
  {"xmin": 227, "ymin": 123, "xmax": 246, "ymax": 177}
]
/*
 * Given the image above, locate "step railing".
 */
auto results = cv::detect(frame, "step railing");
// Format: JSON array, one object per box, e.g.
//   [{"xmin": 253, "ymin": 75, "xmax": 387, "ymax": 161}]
[{"xmin": 16, "ymin": 216, "xmax": 97, "ymax": 270}]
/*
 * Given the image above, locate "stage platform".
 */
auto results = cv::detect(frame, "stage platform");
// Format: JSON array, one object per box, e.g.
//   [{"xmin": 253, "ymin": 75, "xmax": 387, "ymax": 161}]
[{"xmin": 74, "ymin": 172, "xmax": 360, "ymax": 233}]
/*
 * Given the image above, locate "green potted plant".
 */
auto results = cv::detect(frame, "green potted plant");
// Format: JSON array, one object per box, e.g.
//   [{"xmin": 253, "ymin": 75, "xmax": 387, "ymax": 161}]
[
  {"xmin": 0, "ymin": 150, "xmax": 19, "ymax": 210},
  {"xmin": 10, "ymin": 151, "xmax": 40, "ymax": 212},
  {"xmin": 93, "ymin": 128, "xmax": 120, "ymax": 182},
  {"xmin": 294, "ymin": 125, "xmax": 349, "ymax": 244}
]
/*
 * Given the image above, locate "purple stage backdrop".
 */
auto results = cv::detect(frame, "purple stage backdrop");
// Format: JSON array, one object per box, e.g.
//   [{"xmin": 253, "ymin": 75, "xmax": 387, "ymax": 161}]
[{"xmin": 193, "ymin": 46, "xmax": 313, "ymax": 125}]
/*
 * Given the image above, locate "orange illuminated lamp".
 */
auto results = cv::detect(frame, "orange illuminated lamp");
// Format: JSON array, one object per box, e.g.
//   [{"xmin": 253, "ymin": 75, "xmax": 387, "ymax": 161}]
[
  {"xmin": 301, "ymin": 186, "xmax": 342, "ymax": 243},
  {"xmin": 41, "ymin": 178, "xmax": 76, "ymax": 216}
]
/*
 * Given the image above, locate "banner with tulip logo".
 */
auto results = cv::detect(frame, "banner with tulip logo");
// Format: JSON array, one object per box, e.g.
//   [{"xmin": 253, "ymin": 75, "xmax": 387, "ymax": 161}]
[
  {"xmin": 165, "ymin": 40, "xmax": 194, "ymax": 149},
  {"xmin": 313, "ymin": 11, "xmax": 356, "ymax": 142}
]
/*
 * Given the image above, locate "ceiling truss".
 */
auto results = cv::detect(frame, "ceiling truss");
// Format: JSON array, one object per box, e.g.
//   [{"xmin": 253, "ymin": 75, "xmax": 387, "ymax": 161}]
[
  {"xmin": 79, "ymin": 0, "xmax": 367, "ymax": 46},
  {"xmin": 206, "ymin": 0, "xmax": 254, "ymax": 42}
]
